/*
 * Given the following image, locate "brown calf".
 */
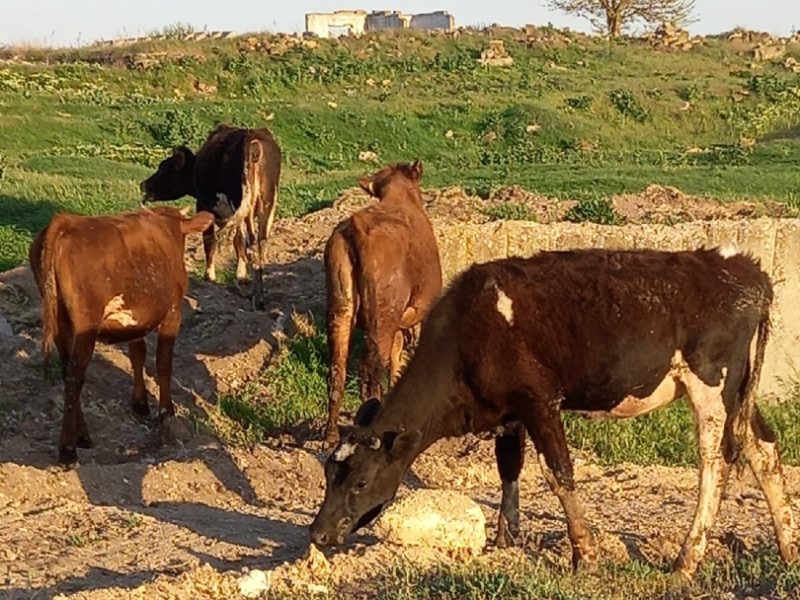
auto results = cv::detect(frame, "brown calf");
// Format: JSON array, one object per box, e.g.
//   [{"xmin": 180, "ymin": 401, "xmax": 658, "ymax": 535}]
[
  {"xmin": 29, "ymin": 207, "xmax": 213, "ymax": 466},
  {"xmin": 312, "ymin": 248, "xmax": 797, "ymax": 576},
  {"xmin": 323, "ymin": 161, "xmax": 442, "ymax": 445}
]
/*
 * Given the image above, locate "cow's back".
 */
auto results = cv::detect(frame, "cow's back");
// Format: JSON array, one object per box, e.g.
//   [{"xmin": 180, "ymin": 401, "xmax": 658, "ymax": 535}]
[
  {"xmin": 193, "ymin": 125, "xmax": 280, "ymax": 218},
  {"xmin": 51, "ymin": 213, "xmax": 189, "ymax": 338},
  {"xmin": 452, "ymin": 249, "xmax": 771, "ymax": 410},
  {"xmin": 349, "ymin": 200, "xmax": 441, "ymax": 307}
]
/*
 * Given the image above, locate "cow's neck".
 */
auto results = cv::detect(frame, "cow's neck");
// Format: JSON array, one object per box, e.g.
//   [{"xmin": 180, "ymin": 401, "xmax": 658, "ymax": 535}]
[
  {"xmin": 380, "ymin": 184, "xmax": 424, "ymax": 210},
  {"xmin": 370, "ymin": 311, "xmax": 478, "ymax": 457}
]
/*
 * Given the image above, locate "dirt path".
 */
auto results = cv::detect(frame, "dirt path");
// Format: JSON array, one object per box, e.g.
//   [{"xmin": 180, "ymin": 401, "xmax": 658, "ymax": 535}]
[{"xmin": 1, "ymin": 195, "xmax": 798, "ymax": 599}]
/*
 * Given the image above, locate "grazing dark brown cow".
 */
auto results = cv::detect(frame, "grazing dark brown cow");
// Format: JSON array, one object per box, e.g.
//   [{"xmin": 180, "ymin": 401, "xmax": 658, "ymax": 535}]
[
  {"xmin": 311, "ymin": 248, "xmax": 798, "ymax": 576},
  {"xmin": 323, "ymin": 160, "xmax": 442, "ymax": 445},
  {"xmin": 28, "ymin": 207, "xmax": 214, "ymax": 466},
  {"xmin": 140, "ymin": 124, "xmax": 281, "ymax": 309}
]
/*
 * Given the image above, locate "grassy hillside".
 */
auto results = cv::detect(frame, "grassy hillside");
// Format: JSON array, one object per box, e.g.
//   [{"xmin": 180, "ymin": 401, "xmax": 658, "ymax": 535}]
[{"xmin": 2, "ymin": 28, "xmax": 800, "ymax": 269}]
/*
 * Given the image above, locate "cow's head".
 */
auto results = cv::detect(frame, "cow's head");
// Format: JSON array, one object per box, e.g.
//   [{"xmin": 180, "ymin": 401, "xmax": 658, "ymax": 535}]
[
  {"xmin": 358, "ymin": 159, "xmax": 423, "ymax": 200},
  {"xmin": 140, "ymin": 147, "xmax": 196, "ymax": 202},
  {"xmin": 310, "ymin": 399, "xmax": 422, "ymax": 546}
]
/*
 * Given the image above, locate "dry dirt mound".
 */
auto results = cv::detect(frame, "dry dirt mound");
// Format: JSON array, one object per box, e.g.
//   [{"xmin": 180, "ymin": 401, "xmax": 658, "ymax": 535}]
[{"xmin": 323, "ymin": 183, "xmax": 791, "ymax": 229}]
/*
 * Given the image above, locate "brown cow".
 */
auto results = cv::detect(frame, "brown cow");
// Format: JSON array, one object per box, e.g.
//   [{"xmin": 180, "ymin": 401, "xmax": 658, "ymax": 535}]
[
  {"xmin": 140, "ymin": 124, "xmax": 281, "ymax": 310},
  {"xmin": 28, "ymin": 206, "xmax": 214, "ymax": 466},
  {"xmin": 311, "ymin": 248, "xmax": 797, "ymax": 576},
  {"xmin": 323, "ymin": 160, "xmax": 442, "ymax": 445}
]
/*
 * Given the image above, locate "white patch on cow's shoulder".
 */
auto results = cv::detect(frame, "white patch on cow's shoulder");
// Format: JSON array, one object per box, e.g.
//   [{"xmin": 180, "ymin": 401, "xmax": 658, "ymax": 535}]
[
  {"xmin": 718, "ymin": 244, "xmax": 740, "ymax": 259},
  {"xmin": 332, "ymin": 442, "xmax": 357, "ymax": 462},
  {"xmin": 102, "ymin": 294, "xmax": 138, "ymax": 327},
  {"xmin": 495, "ymin": 286, "xmax": 514, "ymax": 326}
]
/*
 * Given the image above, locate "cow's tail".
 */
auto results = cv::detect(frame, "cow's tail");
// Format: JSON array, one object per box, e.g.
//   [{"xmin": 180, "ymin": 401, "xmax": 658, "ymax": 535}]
[
  {"xmin": 731, "ymin": 311, "xmax": 771, "ymax": 463},
  {"xmin": 38, "ymin": 220, "xmax": 64, "ymax": 377},
  {"xmin": 740, "ymin": 315, "xmax": 770, "ymax": 428},
  {"xmin": 237, "ymin": 138, "xmax": 265, "ymax": 246}
]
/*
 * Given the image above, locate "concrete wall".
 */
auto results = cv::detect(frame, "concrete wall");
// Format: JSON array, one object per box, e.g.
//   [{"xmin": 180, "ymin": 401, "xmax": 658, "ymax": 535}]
[
  {"xmin": 432, "ymin": 218, "xmax": 800, "ymax": 398},
  {"xmin": 365, "ymin": 11, "xmax": 409, "ymax": 32},
  {"xmin": 409, "ymin": 11, "xmax": 455, "ymax": 31},
  {"xmin": 305, "ymin": 11, "xmax": 367, "ymax": 38}
]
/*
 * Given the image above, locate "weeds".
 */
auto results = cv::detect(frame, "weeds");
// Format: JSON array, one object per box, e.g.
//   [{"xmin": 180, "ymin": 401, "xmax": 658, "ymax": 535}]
[
  {"xmin": 609, "ymin": 89, "xmax": 649, "ymax": 123},
  {"xmin": 482, "ymin": 202, "xmax": 537, "ymax": 221},
  {"xmin": 564, "ymin": 197, "xmax": 623, "ymax": 225},
  {"xmin": 378, "ymin": 549, "xmax": 800, "ymax": 600}
]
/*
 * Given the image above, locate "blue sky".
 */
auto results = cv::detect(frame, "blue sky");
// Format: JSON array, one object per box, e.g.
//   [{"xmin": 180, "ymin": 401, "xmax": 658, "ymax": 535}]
[{"xmin": 2, "ymin": 1, "xmax": 798, "ymax": 46}]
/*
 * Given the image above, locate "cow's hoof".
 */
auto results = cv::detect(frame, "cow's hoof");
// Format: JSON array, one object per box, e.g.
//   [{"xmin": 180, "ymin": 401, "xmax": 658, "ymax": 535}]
[
  {"xmin": 76, "ymin": 434, "xmax": 94, "ymax": 449},
  {"xmin": 58, "ymin": 446, "xmax": 79, "ymax": 469}
]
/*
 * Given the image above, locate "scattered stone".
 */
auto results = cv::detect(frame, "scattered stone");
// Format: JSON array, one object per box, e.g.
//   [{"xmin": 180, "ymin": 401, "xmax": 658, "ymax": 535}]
[
  {"xmin": 237, "ymin": 569, "xmax": 270, "ymax": 598},
  {"xmin": 373, "ymin": 489, "xmax": 487, "ymax": 551},
  {"xmin": 784, "ymin": 57, "xmax": 800, "ymax": 73},
  {"xmin": 358, "ymin": 150, "xmax": 379, "ymax": 162},
  {"xmin": 479, "ymin": 40, "xmax": 514, "ymax": 67},
  {"xmin": 752, "ymin": 43, "xmax": 785, "ymax": 62},
  {"xmin": 645, "ymin": 22, "xmax": 702, "ymax": 51},
  {"xmin": 444, "ymin": 130, "xmax": 455, "ymax": 139}
]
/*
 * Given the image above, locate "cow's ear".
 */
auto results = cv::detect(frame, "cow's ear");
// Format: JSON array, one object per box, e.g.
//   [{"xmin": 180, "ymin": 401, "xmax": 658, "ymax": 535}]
[
  {"xmin": 359, "ymin": 177, "xmax": 375, "ymax": 196},
  {"xmin": 173, "ymin": 147, "xmax": 186, "ymax": 170},
  {"xmin": 355, "ymin": 398, "xmax": 381, "ymax": 427},
  {"xmin": 181, "ymin": 211, "xmax": 214, "ymax": 234},
  {"xmin": 384, "ymin": 429, "xmax": 422, "ymax": 460},
  {"xmin": 410, "ymin": 159, "xmax": 423, "ymax": 181}
]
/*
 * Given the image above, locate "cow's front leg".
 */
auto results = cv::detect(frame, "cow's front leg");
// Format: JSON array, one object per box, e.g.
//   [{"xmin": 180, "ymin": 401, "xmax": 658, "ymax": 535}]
[
  {"xmin": 511, "ymin": 389, "xmax": 597, "ymax": 570},
  {"xmin": 494, "ymin": 421, "xmax": 526, "ymax": 548},
  {"xmin": 59, "ymin": 331, "xmax": 97, "ymax": 467},
  {"xmin": 129, "ymin": 338, "xmax": 150, "ymax": 418},
  {"xmin": 155, "ymin": 306, "xmax": 180, "ymax": 419}
]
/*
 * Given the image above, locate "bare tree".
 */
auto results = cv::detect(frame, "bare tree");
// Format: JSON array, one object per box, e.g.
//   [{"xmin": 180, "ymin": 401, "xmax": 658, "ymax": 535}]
[{"xmin": 547, "ymin": 0, "xmax": 696, "ymax": 38}]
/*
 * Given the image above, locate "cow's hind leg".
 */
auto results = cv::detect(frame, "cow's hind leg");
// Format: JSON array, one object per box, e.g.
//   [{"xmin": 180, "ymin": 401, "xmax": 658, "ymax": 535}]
[
  {"xmin": 202, "ymin": 223, "xmax": 217, "ymax": 282},
  {"xmin": 323, "ymin": 233, "xmax": 357, "ymax": 447},
  {"xmin": 155, "ymin": 307, "xmax": 181, "ymax": 420},
  {"xmin": 233, "ymin": 229, "xmax": 249, "ymax": 283},
  {"xmin": 129, "ymin": 338, "xmax": 149, "ymax": 418},
  {"xmin": 59, "ymin": 330, "xmax": 97, "ymax": 466},
  {"xmin": 741, "ymin": 407, "xmax": 798, "ymax": 564},
  {"xmin": 494, "ymin": 421, "xmax": 526, "ymax": 548},
  {"xmin": 674, "ymin": 370, "xmax": 732, "ymax": 576},
  {"xmin": 511, "ymin": 389, "xmax": 597, "ymax": 570}
]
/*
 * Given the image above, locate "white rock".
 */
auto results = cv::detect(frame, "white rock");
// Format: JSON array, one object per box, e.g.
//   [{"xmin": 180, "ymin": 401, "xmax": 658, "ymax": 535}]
[
  {"xmin": 374, "ymin": 489, "xmax": 486, "ymax": 551},
  {"xmin": 237, "ymin": 569, "xmax": 270, "ymax": 598}
]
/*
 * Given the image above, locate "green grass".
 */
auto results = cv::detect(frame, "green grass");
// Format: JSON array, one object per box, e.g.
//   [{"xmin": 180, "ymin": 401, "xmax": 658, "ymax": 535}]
[
  {"xmin": 2, "ymin": 30, "xmax": 800, "ymax": 269},
  {"xmin": 370, "ymin": 550, "xmax": 800, "ymax": 600},
  {"xmin": 215, "ymin": 318, "xmax": 362, "ymax": 443}
]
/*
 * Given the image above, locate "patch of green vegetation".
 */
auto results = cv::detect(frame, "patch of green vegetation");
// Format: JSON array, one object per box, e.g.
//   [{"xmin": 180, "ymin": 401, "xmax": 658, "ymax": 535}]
[
  {"xmin": 482, "ymin": 202, "xmax": 538, "ymax": 222},
  {"xmin": 564, "ymin": 398, "xmax": 800, "ymax": 467},
  {"xmin": 2, "ymin": 31, "xmax": 800, "ymax": 269},
  {"xmin": 374, "ymin": 550, "xmax": 800, "ymax": 600},
  {"xmin": 563, "ymin": 197, "xmax": 623, "ymax": 225},
  {"xmin": 216, "ymin": 319, "xmax": 361, "ymax": 442}
]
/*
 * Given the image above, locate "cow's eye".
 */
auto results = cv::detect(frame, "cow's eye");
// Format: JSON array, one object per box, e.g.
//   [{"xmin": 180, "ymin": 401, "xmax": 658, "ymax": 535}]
[{"xmin": 354, "ymin": 480, "xmax": 368, "ymax": 492}]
